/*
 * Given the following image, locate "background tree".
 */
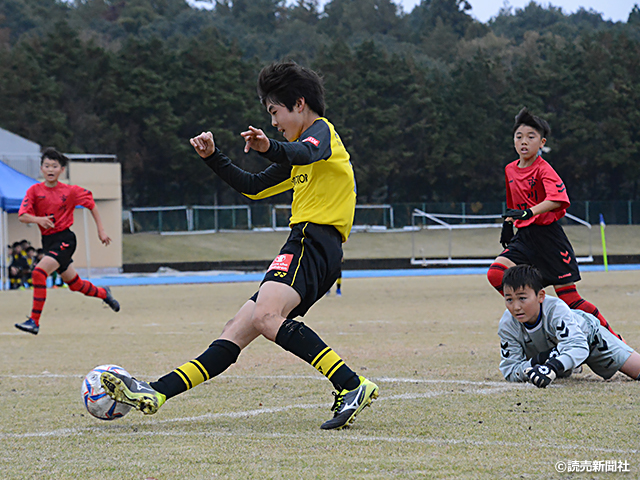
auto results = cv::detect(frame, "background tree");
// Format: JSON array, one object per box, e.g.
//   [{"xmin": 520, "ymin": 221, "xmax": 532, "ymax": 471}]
[{"xmin": 0, "ymin": 0, "xmax": 638, "ymax": 206}]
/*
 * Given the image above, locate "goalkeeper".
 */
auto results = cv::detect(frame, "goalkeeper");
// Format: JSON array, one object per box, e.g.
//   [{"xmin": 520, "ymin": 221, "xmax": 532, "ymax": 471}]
[
  {"xmin": 498, "ymin": 265, "xmax": 639, "ymax": 388},
  {"xmin": 487, "ymin": 107, "xmax": 622, "ymax": 340}
]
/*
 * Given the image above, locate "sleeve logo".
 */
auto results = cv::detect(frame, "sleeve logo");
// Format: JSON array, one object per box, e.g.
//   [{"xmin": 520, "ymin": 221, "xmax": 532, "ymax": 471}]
[
  {"xmin": 301, "ymin": 136, "xmax": 320, "ymax": 147},
  {"xmin": 268, "ymin": 254, "xmax": 294, "ymax": 272}
]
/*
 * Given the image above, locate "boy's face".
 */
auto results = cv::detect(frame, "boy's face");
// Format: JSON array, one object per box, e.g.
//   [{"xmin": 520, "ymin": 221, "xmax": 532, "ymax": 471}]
[
  {"xmin": 504, "ymin": 284, "xmax": 545, "ymax": 325},
  {"xmin": 266, "ymin": 99, "xmax": 306, "ymax": 142},
  {"xmin": 41, "ymin": 158, "xmax": 64, "ymax": 183},
  {"xmin": 514, "ymin": 125, "xmax": 546, "ymax": 163}
]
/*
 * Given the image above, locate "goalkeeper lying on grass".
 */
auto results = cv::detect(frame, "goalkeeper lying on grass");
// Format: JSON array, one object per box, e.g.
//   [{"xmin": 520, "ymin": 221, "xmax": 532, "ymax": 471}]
[{"xmin": 498, "ymin": 265, "xmax": 640, "ymax": 388}]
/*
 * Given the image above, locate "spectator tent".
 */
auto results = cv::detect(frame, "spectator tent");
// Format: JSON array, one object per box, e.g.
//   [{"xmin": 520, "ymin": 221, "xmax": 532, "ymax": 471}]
[{"xmin": 0, "ymin": 161, "xmax": 38, "ymax": 290}]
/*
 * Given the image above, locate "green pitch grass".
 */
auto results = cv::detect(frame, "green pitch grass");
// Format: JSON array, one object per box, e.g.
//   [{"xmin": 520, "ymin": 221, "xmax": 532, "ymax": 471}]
[{"xmin": 2, "ymin": 272, "xmax": 639, "ymax": 479}]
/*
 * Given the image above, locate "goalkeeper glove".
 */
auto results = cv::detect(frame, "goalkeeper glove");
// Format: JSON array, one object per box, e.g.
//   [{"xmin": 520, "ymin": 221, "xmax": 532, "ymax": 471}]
[
  {"xmin": 525, "ymin": 358, "xmax": 564, "ymax": 388},
  {"xmin": 502, "ymin": 208, "xmax": 533, "ymax": 220},
  {"xmin": 530, "ymin": 347, "xmax": 559, "ymax": 366},
  {"xmin": 500, "ymin": 221, "xmax": 514, "ymax": 249}
]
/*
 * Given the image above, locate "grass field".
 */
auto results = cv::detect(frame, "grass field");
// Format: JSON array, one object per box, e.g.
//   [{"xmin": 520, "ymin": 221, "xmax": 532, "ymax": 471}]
[
  {"xmin": 122, "ymin": 225, "xmax": 640, "ymax": 264},
  {"xmin": 2, "ymin": 270, "xmax": 640, "ymax": 479}
]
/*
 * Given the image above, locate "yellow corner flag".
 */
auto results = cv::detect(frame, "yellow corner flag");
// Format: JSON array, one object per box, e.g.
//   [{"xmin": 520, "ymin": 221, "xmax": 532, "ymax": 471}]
[{"xmin": 599, "ymin": 214, "xmax": 608, "ymax": 272}]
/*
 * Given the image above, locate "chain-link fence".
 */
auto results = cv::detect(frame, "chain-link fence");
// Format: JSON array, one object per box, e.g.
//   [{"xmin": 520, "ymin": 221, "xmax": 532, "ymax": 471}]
[{"xmin": 123, "ymin": 201, "xmax": 640, "ymax": 234}]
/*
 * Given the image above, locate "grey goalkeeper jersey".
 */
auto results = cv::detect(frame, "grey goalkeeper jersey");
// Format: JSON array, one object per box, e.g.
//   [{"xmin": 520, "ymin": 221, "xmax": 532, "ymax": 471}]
[{"xmin": 498, "ymin": 296, "xmax": 600, "ymax": 382}]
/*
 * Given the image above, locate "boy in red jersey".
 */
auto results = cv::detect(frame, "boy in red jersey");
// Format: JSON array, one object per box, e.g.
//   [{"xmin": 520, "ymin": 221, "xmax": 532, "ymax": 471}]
[
  {"xmin": 487, "ymin": 108, "xmax": 623, "ymax": 340},
  {"xmin": 14, "ymin": 148, "xmax": 119, "ymax": 335}
]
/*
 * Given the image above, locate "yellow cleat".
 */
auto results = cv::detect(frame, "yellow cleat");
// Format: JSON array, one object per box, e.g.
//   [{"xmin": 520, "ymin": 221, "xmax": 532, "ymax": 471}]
[{"xmin": 100, "ymin": 371, "xmax": 166, "ymax": 415}]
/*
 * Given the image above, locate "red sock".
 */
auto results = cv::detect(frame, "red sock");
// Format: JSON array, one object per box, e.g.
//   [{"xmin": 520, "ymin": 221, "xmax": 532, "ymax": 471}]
[
  {"xmin": 554, "ymin": 285, "xmax": 624, "ymax": 340},
  {"xmin": 66, "ymin": 274, "xmax": 107, "ymax": 299},
  {"xmin": 487, "ymin": 263, "xmax": 508, "ymax": 295},
  {"xmin": 30, "ymin": 267, "xmax": 48, "ymax": 326}
]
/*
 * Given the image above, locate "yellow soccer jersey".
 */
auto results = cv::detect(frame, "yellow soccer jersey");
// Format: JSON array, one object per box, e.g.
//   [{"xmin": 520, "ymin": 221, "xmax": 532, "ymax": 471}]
[{"xmin": 202, "ymin": 118, "xmax": 356, "ymax": 242}]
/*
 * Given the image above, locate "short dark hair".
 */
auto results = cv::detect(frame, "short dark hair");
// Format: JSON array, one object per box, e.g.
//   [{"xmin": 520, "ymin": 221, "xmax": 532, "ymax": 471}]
[
  {"xmin": 257, "ymin": 62, "xmax": 325, "ymax": 117},
  {"xmin": 502, "ymin": 265, "xmax": 544, "ymax": 294},
  {"xmin": 41, "ymin": 147, "xmax": 69, "ymax": 167},
  {"xmin": 513, "ymin": 107, "xmax": 550, "ymax": 139}
]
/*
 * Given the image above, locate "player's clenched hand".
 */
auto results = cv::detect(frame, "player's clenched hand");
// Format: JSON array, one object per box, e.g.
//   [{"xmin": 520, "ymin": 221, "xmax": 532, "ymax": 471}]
[
  {"xmin": 500, "ymin": 221, "xmax": 514, "ymax": 249},
  {"xmin": 240, "ymin": 126, "xmax": 270, "ymax": 153},
  {"xmin": 38, "ymin": 215, "xmax": 55, "ymax": 230},
  {"xmin": 502, "ymin": 208, "xmax": 533, "ymax": 222},
  {"xmin": 524, "ymin": 364, "xmax": 557, "ymax": 388},
  {"xmin": 190, "ymin": 131, "xmax": 216, "ymax": 158}
]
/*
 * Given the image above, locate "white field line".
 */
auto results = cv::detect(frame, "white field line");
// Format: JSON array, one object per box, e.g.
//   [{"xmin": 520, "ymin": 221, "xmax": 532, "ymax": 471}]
[
  {"xmin": 0, "ymin": 373, "xmax": 522, "ymax": 389},
  {"xmin": 3, "ymin": 373, "xmax": 630, "ymax": 455},
  {"xmin": 4, "ymin": 427, "xmax": 638, "ymax": 456}
]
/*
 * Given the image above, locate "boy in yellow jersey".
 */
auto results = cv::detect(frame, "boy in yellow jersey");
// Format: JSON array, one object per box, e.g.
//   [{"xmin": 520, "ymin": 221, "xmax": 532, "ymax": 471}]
[{"xmin": 101, "ymin": 62, "xmax": 378, "ymax": 430}]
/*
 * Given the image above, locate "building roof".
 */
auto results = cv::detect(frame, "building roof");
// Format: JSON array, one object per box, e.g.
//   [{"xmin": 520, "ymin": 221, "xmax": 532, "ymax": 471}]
[{"xmin": 0, "ymin": 127, "xmax": 40, "ymax": 155}]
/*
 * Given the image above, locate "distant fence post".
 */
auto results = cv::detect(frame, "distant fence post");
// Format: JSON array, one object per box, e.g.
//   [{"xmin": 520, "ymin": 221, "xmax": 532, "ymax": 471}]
[
  {"xmin": 187, "ymin": 208, "xmax": 194, "ymax": 231},
  {"xmin": 585, "ymin": 201, "xmax": 590, "ymax": 224}
]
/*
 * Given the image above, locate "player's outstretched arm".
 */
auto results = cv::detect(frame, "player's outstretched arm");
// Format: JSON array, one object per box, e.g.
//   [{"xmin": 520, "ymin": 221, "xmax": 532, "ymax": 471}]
[
  {"xmin": 90, "ymin": 207, "xmax": 111, "ymax": 246},
  {"xmin": 499, "ymin": 326, "xmax": 532, "ymax": 382},
  {"xmin": 190, "ymin": 131, "xmax": 216, "ymax": 158},
  {"xmin": 193, "ymin": 131, "xmax": 291, "ymax": 199}
]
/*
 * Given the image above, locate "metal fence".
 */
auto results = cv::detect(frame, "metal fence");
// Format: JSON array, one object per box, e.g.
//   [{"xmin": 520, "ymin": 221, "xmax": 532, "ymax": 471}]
[
  {"xmin": 123, "ymin": 201, "xmax": 640, "ymax": 234},
  {"xmin": 409, "ymin": 209, "xmax": 594, "ymax": 266}
]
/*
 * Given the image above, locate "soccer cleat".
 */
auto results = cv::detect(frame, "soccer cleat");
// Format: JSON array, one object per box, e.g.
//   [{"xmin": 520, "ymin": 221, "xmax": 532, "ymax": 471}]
[
  {"xmin": 15, "ymin": 318, "xmax": 39, "ymax": 335},
  {"xmin": 102, "ymin": 287, "xmax": 120, "ymax": 312},
  {"xmin": 100, "ymin": 371, "xmax": 166, "ymax": 415},
  {"xmin": 321, "ymin": 376, "xmax": 379, "ymax": 430}
]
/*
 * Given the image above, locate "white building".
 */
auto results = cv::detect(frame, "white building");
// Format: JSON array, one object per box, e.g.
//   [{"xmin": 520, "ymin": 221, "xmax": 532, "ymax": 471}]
[{"xmin": 0, "ymin": 127, "xmax": 42, "ymax": 178}]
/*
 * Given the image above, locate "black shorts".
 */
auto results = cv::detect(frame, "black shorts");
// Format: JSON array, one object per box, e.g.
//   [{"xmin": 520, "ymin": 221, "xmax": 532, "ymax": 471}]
[
  {"xmin": 42, "ymin": 229, "xmax": 77, "ymax": 274},
  {"xmin": 250, "ymin": 222, "xmax": 343, "ymax": 318},
  {"xmin": 500, "ymin": 221, "xmax": 581, "ymax": 287}
]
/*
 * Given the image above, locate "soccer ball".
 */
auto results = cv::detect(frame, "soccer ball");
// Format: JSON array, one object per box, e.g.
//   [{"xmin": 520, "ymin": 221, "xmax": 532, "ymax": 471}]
[{"xmin": 81, "ymin": 364, "xmax": 132, "ymax": 420}]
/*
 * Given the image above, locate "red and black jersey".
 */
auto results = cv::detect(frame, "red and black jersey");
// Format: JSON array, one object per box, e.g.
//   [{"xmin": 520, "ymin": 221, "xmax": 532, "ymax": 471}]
[
  {"xmin": 19, "ymin": 182, "xmax": 95, "ymax": 235},
  {"xmin": 505, "ymin": 156, "xmax": 570, "ymax": 228}
]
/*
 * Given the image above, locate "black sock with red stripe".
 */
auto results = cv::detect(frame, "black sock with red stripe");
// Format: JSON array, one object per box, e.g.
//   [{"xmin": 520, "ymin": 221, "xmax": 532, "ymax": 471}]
[
  {"xmin": 554, "ymin": 285, "xmax": 624, "ymax": 340},
  {"xmin": 29, "ymin": 267, "xmax": 48, "ymax": 326},
  {"xmin": 66, "ymin": 274, "xmax": 107, "ymax": 299},
  {"xmin": 487, "ymin": 262, "xmax": 508, "ymax": 295}
]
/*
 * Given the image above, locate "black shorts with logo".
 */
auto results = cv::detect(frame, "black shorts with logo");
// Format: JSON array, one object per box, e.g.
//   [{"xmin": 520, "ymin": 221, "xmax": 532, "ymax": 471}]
[
  {"xmin": 500, "ymin": 221, "xmax": 581, "ymax": 287},
  {"xmin": 42, "ymin": 228, "xmax": 77, "ymax": 274},
  {"xmin": 250, "ymin": 222, "xmax": 343, "ymax": 318}
]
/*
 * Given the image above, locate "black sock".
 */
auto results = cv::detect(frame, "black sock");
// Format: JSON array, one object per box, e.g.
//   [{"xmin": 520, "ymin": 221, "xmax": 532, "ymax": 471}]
[
  {"xmin": 150, "ymin": 339, "xmax": 241, "ymax": 399},
  {"xmin": 275, "ymin": 319, "xmax": 360, "ymax": 391}
]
